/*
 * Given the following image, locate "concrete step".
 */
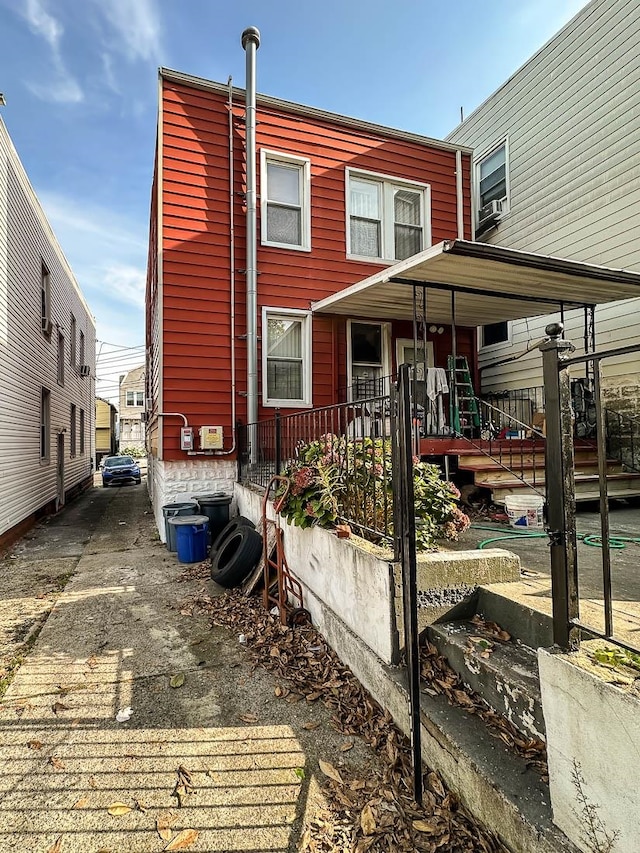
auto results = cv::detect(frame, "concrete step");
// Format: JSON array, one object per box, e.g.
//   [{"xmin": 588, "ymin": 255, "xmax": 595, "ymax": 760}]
[
  {"xmin": 427, "ymin": 619, "xmax": 545, "ymax": 742},
  {"xmin": 477, "ymin": 586, "xmax": 554, "ymax": 650}
]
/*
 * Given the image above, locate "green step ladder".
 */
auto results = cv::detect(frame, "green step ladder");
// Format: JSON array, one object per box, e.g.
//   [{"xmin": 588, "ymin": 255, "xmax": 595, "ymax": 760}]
[{"xmin": 447, "ymin": 355, "xmax": 480, "ymax": 437}]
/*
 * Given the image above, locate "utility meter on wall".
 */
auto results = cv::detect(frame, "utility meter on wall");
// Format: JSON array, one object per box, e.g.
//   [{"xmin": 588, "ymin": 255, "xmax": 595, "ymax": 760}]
[{"xmin": 180, "ymin": 427, "xmax": 194, "ymax": 451}]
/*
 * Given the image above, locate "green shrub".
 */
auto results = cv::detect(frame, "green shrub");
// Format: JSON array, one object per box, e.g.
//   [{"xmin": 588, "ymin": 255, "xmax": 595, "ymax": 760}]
[
  {"xmin": 277, "ymin": 434, "xmax": 469, "ymax": 551},
  {"xmin": 120, "ymin": 445, "xmax": 146, "ymax": 459}
]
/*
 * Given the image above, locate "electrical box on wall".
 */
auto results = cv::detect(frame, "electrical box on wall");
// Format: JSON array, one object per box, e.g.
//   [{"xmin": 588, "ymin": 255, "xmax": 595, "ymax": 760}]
[
  {"xmin": 199, "ymin": 425, "xmax": 223, "ymax": 450},
  {"xmin": 180, "ymin": 427, "xmax": 194, "ymax": 451}
]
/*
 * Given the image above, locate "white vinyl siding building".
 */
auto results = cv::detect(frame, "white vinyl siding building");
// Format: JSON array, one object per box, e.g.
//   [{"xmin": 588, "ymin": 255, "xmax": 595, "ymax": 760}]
[
  {"xmin": 0, "ymin": 117, "xmax": 96, "ymax": 542},
  {"xmin": 446, "ymin": 0, "xmax": 640, "ymax": 409}
]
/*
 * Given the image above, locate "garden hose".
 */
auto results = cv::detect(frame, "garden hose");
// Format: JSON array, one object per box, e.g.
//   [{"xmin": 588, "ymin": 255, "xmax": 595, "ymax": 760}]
[{"xmin": 470, "ymin": 524, "xmax": 640, "ymax": 551}]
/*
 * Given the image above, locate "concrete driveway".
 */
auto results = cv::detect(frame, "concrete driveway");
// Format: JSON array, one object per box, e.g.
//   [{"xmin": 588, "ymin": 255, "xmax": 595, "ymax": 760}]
[{"xmin": 0, "ymin": 484, "xmax": 378, "ymax": 852}]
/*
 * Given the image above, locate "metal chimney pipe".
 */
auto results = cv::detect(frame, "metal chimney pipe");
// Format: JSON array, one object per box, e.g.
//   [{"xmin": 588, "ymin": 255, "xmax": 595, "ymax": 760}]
[{"xmin": 241, "ymin": 26, "xmax": 260, "ymax": 447}]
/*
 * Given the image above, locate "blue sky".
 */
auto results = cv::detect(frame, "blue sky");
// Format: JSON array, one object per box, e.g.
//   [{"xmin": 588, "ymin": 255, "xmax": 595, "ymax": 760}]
[{"xmin": 0, "ymin": 0, "xmax": 587, "ymax": 404}]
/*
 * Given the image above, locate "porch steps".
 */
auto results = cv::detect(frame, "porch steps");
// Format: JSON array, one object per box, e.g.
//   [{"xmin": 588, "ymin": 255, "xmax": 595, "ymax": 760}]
[{"xmin": 457, "ymin": 443, "xmax": 640, "ymax": 504}]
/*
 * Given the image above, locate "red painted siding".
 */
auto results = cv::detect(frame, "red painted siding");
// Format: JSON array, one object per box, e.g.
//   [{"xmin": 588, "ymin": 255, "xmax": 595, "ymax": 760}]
[{"xmin": 156, "ymin": 78, "xmax": 474, "ymax": 459}]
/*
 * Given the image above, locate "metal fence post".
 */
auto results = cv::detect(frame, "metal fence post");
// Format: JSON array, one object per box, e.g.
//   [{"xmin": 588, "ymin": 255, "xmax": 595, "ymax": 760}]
[
  {"xmin": 540, "ymin": 323, "xmax": 580, "ymax": 650},
  {"xmin": 396, "ymin": 364, "xmax": 423, "ymax": 804},
  {"xmin": 274, "ymin": 410, "xmax": 282, "ymax": 475}
]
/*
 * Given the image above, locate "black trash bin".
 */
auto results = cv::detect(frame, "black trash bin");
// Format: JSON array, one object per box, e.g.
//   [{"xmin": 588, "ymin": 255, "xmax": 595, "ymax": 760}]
[
  {"xmin": 194, "ymin": 493, "xmax": 232, "ymax": 543},
  {"xmin": 162, "ymin": 501, "xmax": 198, "ymax": 552}
]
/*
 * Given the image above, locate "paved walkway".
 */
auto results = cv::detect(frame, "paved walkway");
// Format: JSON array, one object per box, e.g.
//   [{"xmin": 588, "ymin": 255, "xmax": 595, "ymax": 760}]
[{"xmin": 0, "ymin": 485, "xmax": 376, "ymax": 852}]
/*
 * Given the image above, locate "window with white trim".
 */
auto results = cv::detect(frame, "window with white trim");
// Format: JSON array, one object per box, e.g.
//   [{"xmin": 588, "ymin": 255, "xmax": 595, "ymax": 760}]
[
  {"xmin": 260, "ymin": 150, "xmax": 311, "ymax": 251},
  {"xmin": 70, "ymin": 314, "xmax": 76, "ymax": 366},
  {"xmin": 262, "ymin": 308, "xmax": 312, "ymax": 407},
  {"xmin": 41, "ymin": 262, "xmax": 51, "ymax": 335},
  {"xmin": 40, "ymin": 388, "xmax": 50, "ymax": 460},
  {"xmin": 347, "ymin": 169, "xmax": 429, "ymax": 262},
  {"xmin": 70, "ymin": 404, "xmax": 77, "ymax": 457},
  {"xmin": 79, "ymin": 409, "xmax": 85, "ymax": 454},
  {"xmin": 126, "ymin": 391, "xmax": 144, "ymax": 407},
  {"xmin": 475, "ymin": 139, "xmax": 509, "ymax": 217}
]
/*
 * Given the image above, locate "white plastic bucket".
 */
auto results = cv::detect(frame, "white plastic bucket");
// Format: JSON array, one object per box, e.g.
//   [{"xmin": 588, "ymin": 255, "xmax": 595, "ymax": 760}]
[{"xmin": 504, "ymin": 495, "xmax": 545, "ymax": 529}]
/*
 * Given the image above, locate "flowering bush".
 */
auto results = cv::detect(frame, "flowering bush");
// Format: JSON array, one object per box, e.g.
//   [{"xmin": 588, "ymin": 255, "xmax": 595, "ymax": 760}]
[{"xmin": 276, "ymin": 434, "xmax": 469, "ymax": 550}]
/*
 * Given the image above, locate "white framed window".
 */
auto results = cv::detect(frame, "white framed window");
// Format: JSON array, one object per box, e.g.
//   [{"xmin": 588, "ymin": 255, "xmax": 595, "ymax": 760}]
[
  {"xmin": 262, "ymin": 307, "xmax": 312, "ymax": 407},
  {"xmin": 79, "ymin": 409, "xmax": 85, "ymax": 454},
  {"xmin": 79, "ymin": 330, "xmax": 85, "ymax": 366},
  {"xmin": 126, "ymin": 391, "xmax": 144, "ymax": 407},
  {"xmin": 57, "ymin": 331, "xmax": 65, "ymax": 385},
  {"xmin": 260, "ymin": 149, "xmax": 311, "ymax": 252},
  {"xmin": 346, "ymin": 168, "xmax": 430, "ymax": 262},
  {"xmin": 475, "ymin": 138, "xmax": 509, "ymax": 224},
  {"xmin": 479, "ymin": 321, "xmax": 511, "ymax": 350}
]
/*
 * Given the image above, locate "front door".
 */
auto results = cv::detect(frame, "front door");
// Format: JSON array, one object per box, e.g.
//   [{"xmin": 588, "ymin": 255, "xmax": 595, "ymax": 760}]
[
  {"xmin": 56, "ymin": 434, "xmax": 65, "ymax": 511},
  {"xmin": 347, "ymin": 321, "xmax": 391, "ymax": 399}
]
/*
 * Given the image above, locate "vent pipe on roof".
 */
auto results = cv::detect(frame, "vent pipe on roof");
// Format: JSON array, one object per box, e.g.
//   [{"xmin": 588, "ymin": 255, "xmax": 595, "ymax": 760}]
[{"xmin": 241, "ymin": 26, "xmax": 260, "ymax": 449}]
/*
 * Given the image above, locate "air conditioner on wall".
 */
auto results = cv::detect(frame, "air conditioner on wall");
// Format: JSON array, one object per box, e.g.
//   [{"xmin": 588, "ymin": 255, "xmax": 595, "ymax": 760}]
[{"xmin": 79, "ymin": 364, "xmax": 91, "ymax": 377}]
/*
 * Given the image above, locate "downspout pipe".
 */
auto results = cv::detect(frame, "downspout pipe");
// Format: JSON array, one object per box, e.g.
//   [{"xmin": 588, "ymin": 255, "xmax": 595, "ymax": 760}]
[{"xmin": 242, "ymin": 26, "xmax": 260, "ymax": 457}]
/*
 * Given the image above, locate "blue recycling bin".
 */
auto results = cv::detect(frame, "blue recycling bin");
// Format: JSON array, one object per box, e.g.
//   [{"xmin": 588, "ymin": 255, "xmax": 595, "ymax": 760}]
[
  {"xmin": 170, "ymin": 515, "xmax": 209, "ymax": 564},
  {"xmin": 162, "ymin": 501, "xmax": 198, "ymax": 552}
]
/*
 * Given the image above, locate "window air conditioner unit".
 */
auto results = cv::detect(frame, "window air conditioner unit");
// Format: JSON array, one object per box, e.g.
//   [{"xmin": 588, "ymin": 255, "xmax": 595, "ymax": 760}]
[
  {"xmin": 79, "ymin": 364, "xmax": 91, "ymax": 377},
  {"xmin": 42, "ymin": 317, "xmax": 53, "ymax": 335},
  {"xmin": 478, "ymin": 199, "xmax": 504, "ymax": 226}
]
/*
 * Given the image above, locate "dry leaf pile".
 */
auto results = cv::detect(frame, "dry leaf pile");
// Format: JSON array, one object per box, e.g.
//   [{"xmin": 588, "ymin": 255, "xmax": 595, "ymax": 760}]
[
  {"xmin": 185, "ymin": 589, "xmax": 508, "ymax": 853},
  {"xmin": 177, "ymin": 561, "xmax": 210, "ymax": 583},
  {"xmin": 420, "ymin": 623, "xmax": 548, "ymax": 779}
]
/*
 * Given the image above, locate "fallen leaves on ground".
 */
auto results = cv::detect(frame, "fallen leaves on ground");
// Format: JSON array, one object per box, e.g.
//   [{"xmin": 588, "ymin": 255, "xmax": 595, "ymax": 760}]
[
  {"xmin": 420, "ymin": 640, "xmax": 548, "ymax": 778},
  {"xmin": 27, "ymin": 739, "xmax": 43, "ymax": 750},
  {"xmin": 172, "ymin": 764, "xmax": 195, "ymax": 808},
  {"xmin": 157, "ymin": 811, "xmax": 180, "ymax": 841},
  {"xmin": 169, "ymin": 673, "xmax": 185, "ymax": 688},
  {"xmin": 51, "ymin": 702, "xmax": 69, "ymax": 715},
  {"xmin": 238, "ymin": 712, "xmax": 259, "ymax": 723},
  {"xmin": 47, "ymin": 837, "xmax": 63, "ymax": 853},
  {"xmin": 164, "ymin": 828, "xmax": 199, "ymax": 850},
  {"xmin": 181, "ymin": 589, "xmax": 509, "ymax": 853},
  {"xmin": 177, "ymin": 562, "xmax": 210, "ymax": 582},
  {"xmin": 107, "ymin": 802, "xmax": 132, "ymax": 816},
  {"xmin": 471, "ymin": 614, "xmax": 511, "ymax": 642},
  {"xmin": 48, "ymin": 756, "xmax": 65, "ymax": 770},
  {"xmin": 72, "ymin": 797, "xmax": 89, "ymax": 809}
]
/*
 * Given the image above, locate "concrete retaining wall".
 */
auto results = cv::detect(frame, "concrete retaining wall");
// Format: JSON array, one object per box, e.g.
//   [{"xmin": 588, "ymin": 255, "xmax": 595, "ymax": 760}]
[
  {"xmin": 539, "ymin": 644, "xmax": 639, "ymax": 852},
  {"xmin": 236, "ymin": 484, "xmax": 399, "ymax": 664}
]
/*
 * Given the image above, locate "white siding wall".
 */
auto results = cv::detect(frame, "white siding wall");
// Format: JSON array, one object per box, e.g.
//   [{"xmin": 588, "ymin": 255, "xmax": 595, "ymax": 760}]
[
  {"xmin": 447, "ymin": 0, "xmax": 640, "ymax": 405},
  {"xmin": 0, "ymin": 118, "xmax": 96, "ymax": 537}
]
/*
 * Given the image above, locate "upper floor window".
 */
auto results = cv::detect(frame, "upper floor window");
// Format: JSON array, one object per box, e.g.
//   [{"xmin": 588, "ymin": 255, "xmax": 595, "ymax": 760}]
[
  {"xmin": 262, "ymin": 307, "xmax": 312, "ymax": 408},
  {"xmin": 79, "ymin": 330, "xmax": 85, "ymax": 366},
  {"xmin": 41, "ymin": 262, "xmax": 52, "ymax": 336},
  {"xmin": 126, "ymin": 391, "xmax": 144, "ymax": 407},
  {"xmin": 475, "ymin": 139, "xmax": 509, "ymax": 230},
  {"xmin": 79, "ymin": 408, "xmax": 85, "ymax": 454},
  {"xmin": 57, "ymin": 331, "xmax": 65, "ymax": 385},
  {"xmin": 260, "ymin": 149, "xmax": 311, "ymax": 251},
  {"xmin": 70, "ymin": 314, "xmax": 76, "ymax": 366},
  {"xmin": 346, "ymin": 169, "xmax": 429, "ymax": 262}
]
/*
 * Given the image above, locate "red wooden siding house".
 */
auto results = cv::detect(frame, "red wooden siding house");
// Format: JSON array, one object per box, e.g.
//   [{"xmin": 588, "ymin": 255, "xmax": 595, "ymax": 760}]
[{"xmin": 145, "ymin": 46, "xmax": 475, "ymax": 536}]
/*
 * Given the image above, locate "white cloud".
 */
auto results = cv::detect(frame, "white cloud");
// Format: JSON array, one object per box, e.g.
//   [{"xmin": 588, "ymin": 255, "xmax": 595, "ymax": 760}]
[
  {"xmin": 24, "ymin": 0, "xmax": 62, "ymax": 48},
  {"xmin": 19, "ymin": 0, "xmax": 83, "ymax": 103},
  {"xmin": 103, "ymin": 264, "xmax": 146, "ymax": 309},
  {"xmin": 94, "ymin": 0, "xmax": 163, "ymax": 64}
]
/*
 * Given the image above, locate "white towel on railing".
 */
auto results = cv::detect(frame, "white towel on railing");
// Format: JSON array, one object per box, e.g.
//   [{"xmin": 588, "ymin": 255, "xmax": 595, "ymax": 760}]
[{"xmin": 425, "ymin": 368, "xmax": 449, "ymax": 433}]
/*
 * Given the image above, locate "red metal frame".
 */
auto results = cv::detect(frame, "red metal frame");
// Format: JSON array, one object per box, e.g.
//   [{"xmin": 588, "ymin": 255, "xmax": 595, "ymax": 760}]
[{"xmin": 261, "ymin": 475, "xmax": 305, "ymax": 625}]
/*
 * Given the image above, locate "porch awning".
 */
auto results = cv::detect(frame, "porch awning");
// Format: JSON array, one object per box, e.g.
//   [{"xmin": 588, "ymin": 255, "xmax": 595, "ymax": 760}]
[{"xmin": 311, "ymin": 240, "xmax": 640, "ymax": 326}]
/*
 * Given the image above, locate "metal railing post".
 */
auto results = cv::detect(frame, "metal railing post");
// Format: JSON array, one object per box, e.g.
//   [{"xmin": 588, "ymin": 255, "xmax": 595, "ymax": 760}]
[
  {"xmin": 274, "ymin": 410, "xmax": 282, "ymax": 476},
  {"xmin": 540, "ymin": 322, "xmax": 580, "ymax": 650},
  {"xmin": 396, "ymin": 364, "xmax": 423, "ymax": 804}
]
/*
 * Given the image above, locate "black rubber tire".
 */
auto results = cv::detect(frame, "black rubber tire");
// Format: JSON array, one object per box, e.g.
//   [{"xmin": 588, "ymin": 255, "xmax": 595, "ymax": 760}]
[
  {"xmin": 210, "ymin": 526, "xmax": 263, "ymax": 588},
  {"xmin": 210, "ymin": 516, "xmax": 256, "ymax": 558},
  {"xmin": 287, "ymin": 607, "xmax": 311, "ymax": 627}
]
